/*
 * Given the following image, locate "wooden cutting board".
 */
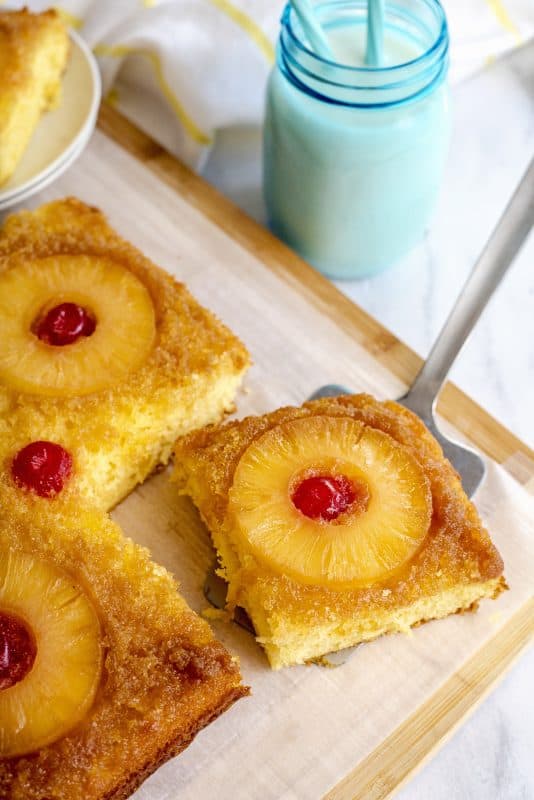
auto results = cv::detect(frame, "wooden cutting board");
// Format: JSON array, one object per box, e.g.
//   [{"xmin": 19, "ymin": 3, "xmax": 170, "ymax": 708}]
[{"xmin": 24, "ymin": 105, "xmax": 534, "ymax": 800}]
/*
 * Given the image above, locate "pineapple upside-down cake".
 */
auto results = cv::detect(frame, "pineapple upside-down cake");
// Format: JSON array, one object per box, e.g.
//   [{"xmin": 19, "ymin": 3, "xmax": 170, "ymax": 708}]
[
  {"xmin": 0, "ymin": 197, "xmax": 250, "ymax": 509},
  {"xmin": 0, "ymin": 196, "xmax": 250, "ymax": 798},
  {"xmin": 173, "ymin": 394, "xmax": 506, "ymax": 668},
  {"xmin": 0, "ymin": 480, "xmax": 247, "ymax": 800}
]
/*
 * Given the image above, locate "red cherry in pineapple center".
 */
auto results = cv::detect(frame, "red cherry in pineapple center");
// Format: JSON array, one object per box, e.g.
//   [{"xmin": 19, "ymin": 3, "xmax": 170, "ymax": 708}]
[
  {"xmin": 0, "ymin": 612, "xmax": 37, "ymax": 690},
  {"xmin": 12, "ymin": 441, "xmax": 73, "ymax": 498},
  {"xmin": 292, "ymin": 475, "xmax": 358, "ymax": 521},
  {"xmin": 35, "ymin": 302, "xmax": 96, "ymax": 346}
]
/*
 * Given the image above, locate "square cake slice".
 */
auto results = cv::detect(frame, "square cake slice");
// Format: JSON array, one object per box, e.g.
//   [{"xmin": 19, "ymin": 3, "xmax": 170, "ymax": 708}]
[
  {"xmin": 0, "ymin": 198, "xmax": 250, "ymax": 510},
  {"xmin": 173, "ymin": 394, "xmax": 506, "ymax": 669},
  {"xmin": 0, "ymin": 481, "xmax": 247, "ymax": 800},
  {"xmin": 0, "ymin": 8, "xmax": 69, "ymax": 185}
]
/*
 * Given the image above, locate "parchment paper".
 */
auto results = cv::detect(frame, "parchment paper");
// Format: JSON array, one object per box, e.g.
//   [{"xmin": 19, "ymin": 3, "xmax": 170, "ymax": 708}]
[{"xmin": 28, "ymin": 129, "xmax": 533, "ymax": 800}]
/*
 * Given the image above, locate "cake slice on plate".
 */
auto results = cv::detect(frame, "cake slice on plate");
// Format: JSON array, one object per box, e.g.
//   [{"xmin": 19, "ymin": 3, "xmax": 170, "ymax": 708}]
[
  {"xmin": 0, "ymin": 8, "xmax": 70, "ymax": 185},
  {"xmin": 173, "ymin": 393, "xmax": 506, "ymax": 669},
  {"xmin": 0, "ymin": 198, "xmax": 250, "ymax": 509},
  {"xmin": 0, "ymin": 480, "xmax": 247, "ymax": 800}
]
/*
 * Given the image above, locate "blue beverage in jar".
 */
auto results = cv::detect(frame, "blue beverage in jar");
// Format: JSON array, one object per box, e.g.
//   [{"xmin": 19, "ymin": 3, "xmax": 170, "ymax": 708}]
[{"xmin": 263, "ymin": 0, "xmax": 451, "ymax": 279}]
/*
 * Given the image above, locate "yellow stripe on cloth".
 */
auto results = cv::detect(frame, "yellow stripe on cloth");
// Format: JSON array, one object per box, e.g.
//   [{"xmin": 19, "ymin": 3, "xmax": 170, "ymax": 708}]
[
  {"xmin": 486, "ymin": 0, "xmax": 523, "ymax": 44},
  {"xmin": 94, "ymin": 44, "xmax": 212, "ymax": 146},
  {"xmin": 207, "ymin": 0, "xmax": 275, "ymax": 64},
  {"xmin": 54, "ymin": 6, "xmax": 84, "ymax": 29},
  {"xmin": 104, "ymin": 87, "xmax": 120, "ymax": 107}
]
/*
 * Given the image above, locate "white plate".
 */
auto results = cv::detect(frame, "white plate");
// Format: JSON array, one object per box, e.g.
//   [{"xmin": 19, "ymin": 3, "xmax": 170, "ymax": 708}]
[
  {"xmin": 0, "ymin": 29, "xmax": 101, "ymax": 206},
  {"xmin": 0, "ymin": 123, "xmax": 93, "ymax": 212}
]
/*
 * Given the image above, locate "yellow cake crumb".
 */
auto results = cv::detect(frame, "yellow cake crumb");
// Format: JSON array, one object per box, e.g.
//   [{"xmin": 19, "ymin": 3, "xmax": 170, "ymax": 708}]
[
  {"xmin": 173, "ymin": 394, "xmax": 506, "ymax": 669},
  {"xmin": 0, "ymin": 8, "xmax": 69, "ymax": 185},
  {"xmin": 0, "ymin": 198, "xmax": 251, "ymax": 510}
]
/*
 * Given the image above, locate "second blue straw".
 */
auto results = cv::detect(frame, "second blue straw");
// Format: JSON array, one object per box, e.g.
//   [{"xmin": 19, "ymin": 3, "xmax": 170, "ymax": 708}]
[{"xmin": 365, "ymin": 0, "xmax": 385, "ymax": 66}]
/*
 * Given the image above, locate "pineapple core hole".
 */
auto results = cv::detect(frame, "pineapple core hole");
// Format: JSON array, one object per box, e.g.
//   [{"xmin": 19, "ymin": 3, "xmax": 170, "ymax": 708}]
[
  {"xmin": 32, "ymin": 302, "xmax": 96, "ymax": 347},
  {"xmin": 291, "ymin": 474, "xmax": 370, "ymax": 523},
  {"xmin": 0, "ymin": 611, "xmax": 37, "ymax": 690}
]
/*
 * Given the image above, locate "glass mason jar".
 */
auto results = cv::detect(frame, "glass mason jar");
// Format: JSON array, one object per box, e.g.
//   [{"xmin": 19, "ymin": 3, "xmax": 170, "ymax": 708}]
[{"xmin": 263, "ymin": 0, "xmax": 451, "ymax": 279}]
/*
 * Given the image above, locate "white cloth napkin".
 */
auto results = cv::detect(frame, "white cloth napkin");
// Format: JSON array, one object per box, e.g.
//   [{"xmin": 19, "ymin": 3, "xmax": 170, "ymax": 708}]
[{"xmin": 14, "ymin": 1, "xmax": 534, "ymax": 168}]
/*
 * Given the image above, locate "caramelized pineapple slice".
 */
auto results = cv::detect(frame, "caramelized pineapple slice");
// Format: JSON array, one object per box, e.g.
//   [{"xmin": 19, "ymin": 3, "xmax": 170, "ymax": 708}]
[
  {"xmin": 0, "ymin": 550, "xmax": 102, "ymax": 757},
  {"xmin": 0, "ymin": 254, "xmax": 155, "ymax": 396},
  {"xmin": 228, "ymin": 415, "xmax": 432, "ymax": 588}
]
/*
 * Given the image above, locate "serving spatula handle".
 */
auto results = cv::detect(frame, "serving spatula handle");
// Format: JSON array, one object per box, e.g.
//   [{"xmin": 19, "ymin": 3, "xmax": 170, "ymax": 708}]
[{"xmin": 402, "ymin": 156, "xmax": 534, "ymax": 422}]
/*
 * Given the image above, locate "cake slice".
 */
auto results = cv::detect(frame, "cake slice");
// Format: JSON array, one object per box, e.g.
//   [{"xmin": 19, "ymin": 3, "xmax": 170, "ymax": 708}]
[
  {"xmin": 0, "ymin": 198, "xmax": 250, "ymax": 510},
  {"xmin": 173, "ymin": 394, "xmax": 506, "ymax": 669},
  {"xmin": 0, "ymin": 480, "xmax": 247, "ymax": 800},
  {"xmin": 0, "ymin": 8, "xmax": 69, "ymax": 185}
]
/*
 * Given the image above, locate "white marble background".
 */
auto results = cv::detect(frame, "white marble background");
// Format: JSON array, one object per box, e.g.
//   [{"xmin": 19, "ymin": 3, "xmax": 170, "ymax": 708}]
[{"xmin": 203, "ymin": 39, "xmax": 534, "ymax": 800}]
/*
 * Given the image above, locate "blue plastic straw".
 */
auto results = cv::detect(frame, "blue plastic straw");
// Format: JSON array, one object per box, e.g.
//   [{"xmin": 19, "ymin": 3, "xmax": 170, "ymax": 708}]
[
  {"xmin": 365, "ymin": 0, "xmax": 385, "ymax": 66},
  {"xmin": 290, "ymin": 0, "xmax": 334, "ymax": 60}
]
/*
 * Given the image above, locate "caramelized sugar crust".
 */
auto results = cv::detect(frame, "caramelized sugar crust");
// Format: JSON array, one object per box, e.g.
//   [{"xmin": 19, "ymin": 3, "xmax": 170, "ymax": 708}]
[
  {"xmin": 0, "ymin": 481, "xmax": 247, "ymax": 800},
  {"xmin": 0, "ymin": 8, "xmax": 63, "ymax": 79},
  {"xmin": 0, "ymin": 198, "xmax": 250, "ymax": 507},
  {"xmin": 0, "ymin": 197, "xmax": 249, "ymax": 394},
  {"xmin": 173, "ymin": 394, "xmax": 505, "ymax": 625}
]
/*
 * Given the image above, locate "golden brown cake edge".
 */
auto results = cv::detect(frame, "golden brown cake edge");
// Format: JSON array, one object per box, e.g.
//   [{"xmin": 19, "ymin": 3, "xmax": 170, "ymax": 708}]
[
  {"xmin": 0, "ymin": 197, "xmax": 251, "ymax": 510},
  {"xmin": 102, "ymin": 684, "xmax": 248, "ymax": 800},
  {"xmin": 172, "ymin": 394, "xmax": 506, "ymax": 667},
  {"xmin": 0, "ymin": 481, "xmax": 249, "ymax": 799}
]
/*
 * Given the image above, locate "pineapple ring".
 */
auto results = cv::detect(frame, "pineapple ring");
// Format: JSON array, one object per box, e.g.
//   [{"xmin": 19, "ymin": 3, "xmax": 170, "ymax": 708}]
[
  {"xmin": 0, "ymin": 255, "xmax": 156, "ymax": 396},
  {"xmin": 228, "ymin": 415, "xmax": 432, "ymax": 589},
  {"xmin": 0, "ymin": 550, "xmax": 102, "ymax": 758}
]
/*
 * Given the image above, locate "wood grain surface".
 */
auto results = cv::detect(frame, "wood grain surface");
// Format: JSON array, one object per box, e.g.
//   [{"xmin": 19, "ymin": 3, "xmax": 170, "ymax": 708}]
[
  {"xmin": 324, "ymin": 599, "xmax": 534, "ymax": 800},
  {"xmin": 75, "ymin": 105, "xmax": 534, "ymax": 800}
]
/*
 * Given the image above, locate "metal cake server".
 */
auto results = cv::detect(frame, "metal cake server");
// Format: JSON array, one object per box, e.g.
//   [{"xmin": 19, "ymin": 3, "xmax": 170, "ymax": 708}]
[
  {"xmin": 205, "ymin": 156, "xmax": 534, "ymax": 663},
  {"xmin": 312, "ymin": 156, "xmax": 534, "ymax": 496}
]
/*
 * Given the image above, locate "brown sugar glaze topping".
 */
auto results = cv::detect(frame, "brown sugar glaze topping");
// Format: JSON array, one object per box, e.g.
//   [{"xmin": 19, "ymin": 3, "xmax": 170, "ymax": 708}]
[{"xmin": 174, "ymin": 394, "xmax": 505, "ymax": 619}]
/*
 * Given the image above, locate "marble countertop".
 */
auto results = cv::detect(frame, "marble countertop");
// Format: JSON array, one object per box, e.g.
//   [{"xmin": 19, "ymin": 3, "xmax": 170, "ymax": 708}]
[{"xmin": 203, "ymin": 39, "xmax": 534, "ymax": 800}]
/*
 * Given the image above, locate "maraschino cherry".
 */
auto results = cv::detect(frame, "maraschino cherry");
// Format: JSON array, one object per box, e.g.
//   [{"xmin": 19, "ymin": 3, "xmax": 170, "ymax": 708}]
[
  {"xmin": 12, "ymin": 441, "xmax": 73, "ymax": 498},
  {"xmin": 35, "ymin": 302, "xmax": 95, "ymax": 346},
  {"xmin": 0, "ymin": 612, "xmax": 37, "ymax": 690},
  {"xmin": 292, "ymin": 475, "xmax": 356, "ymax": 521}
]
